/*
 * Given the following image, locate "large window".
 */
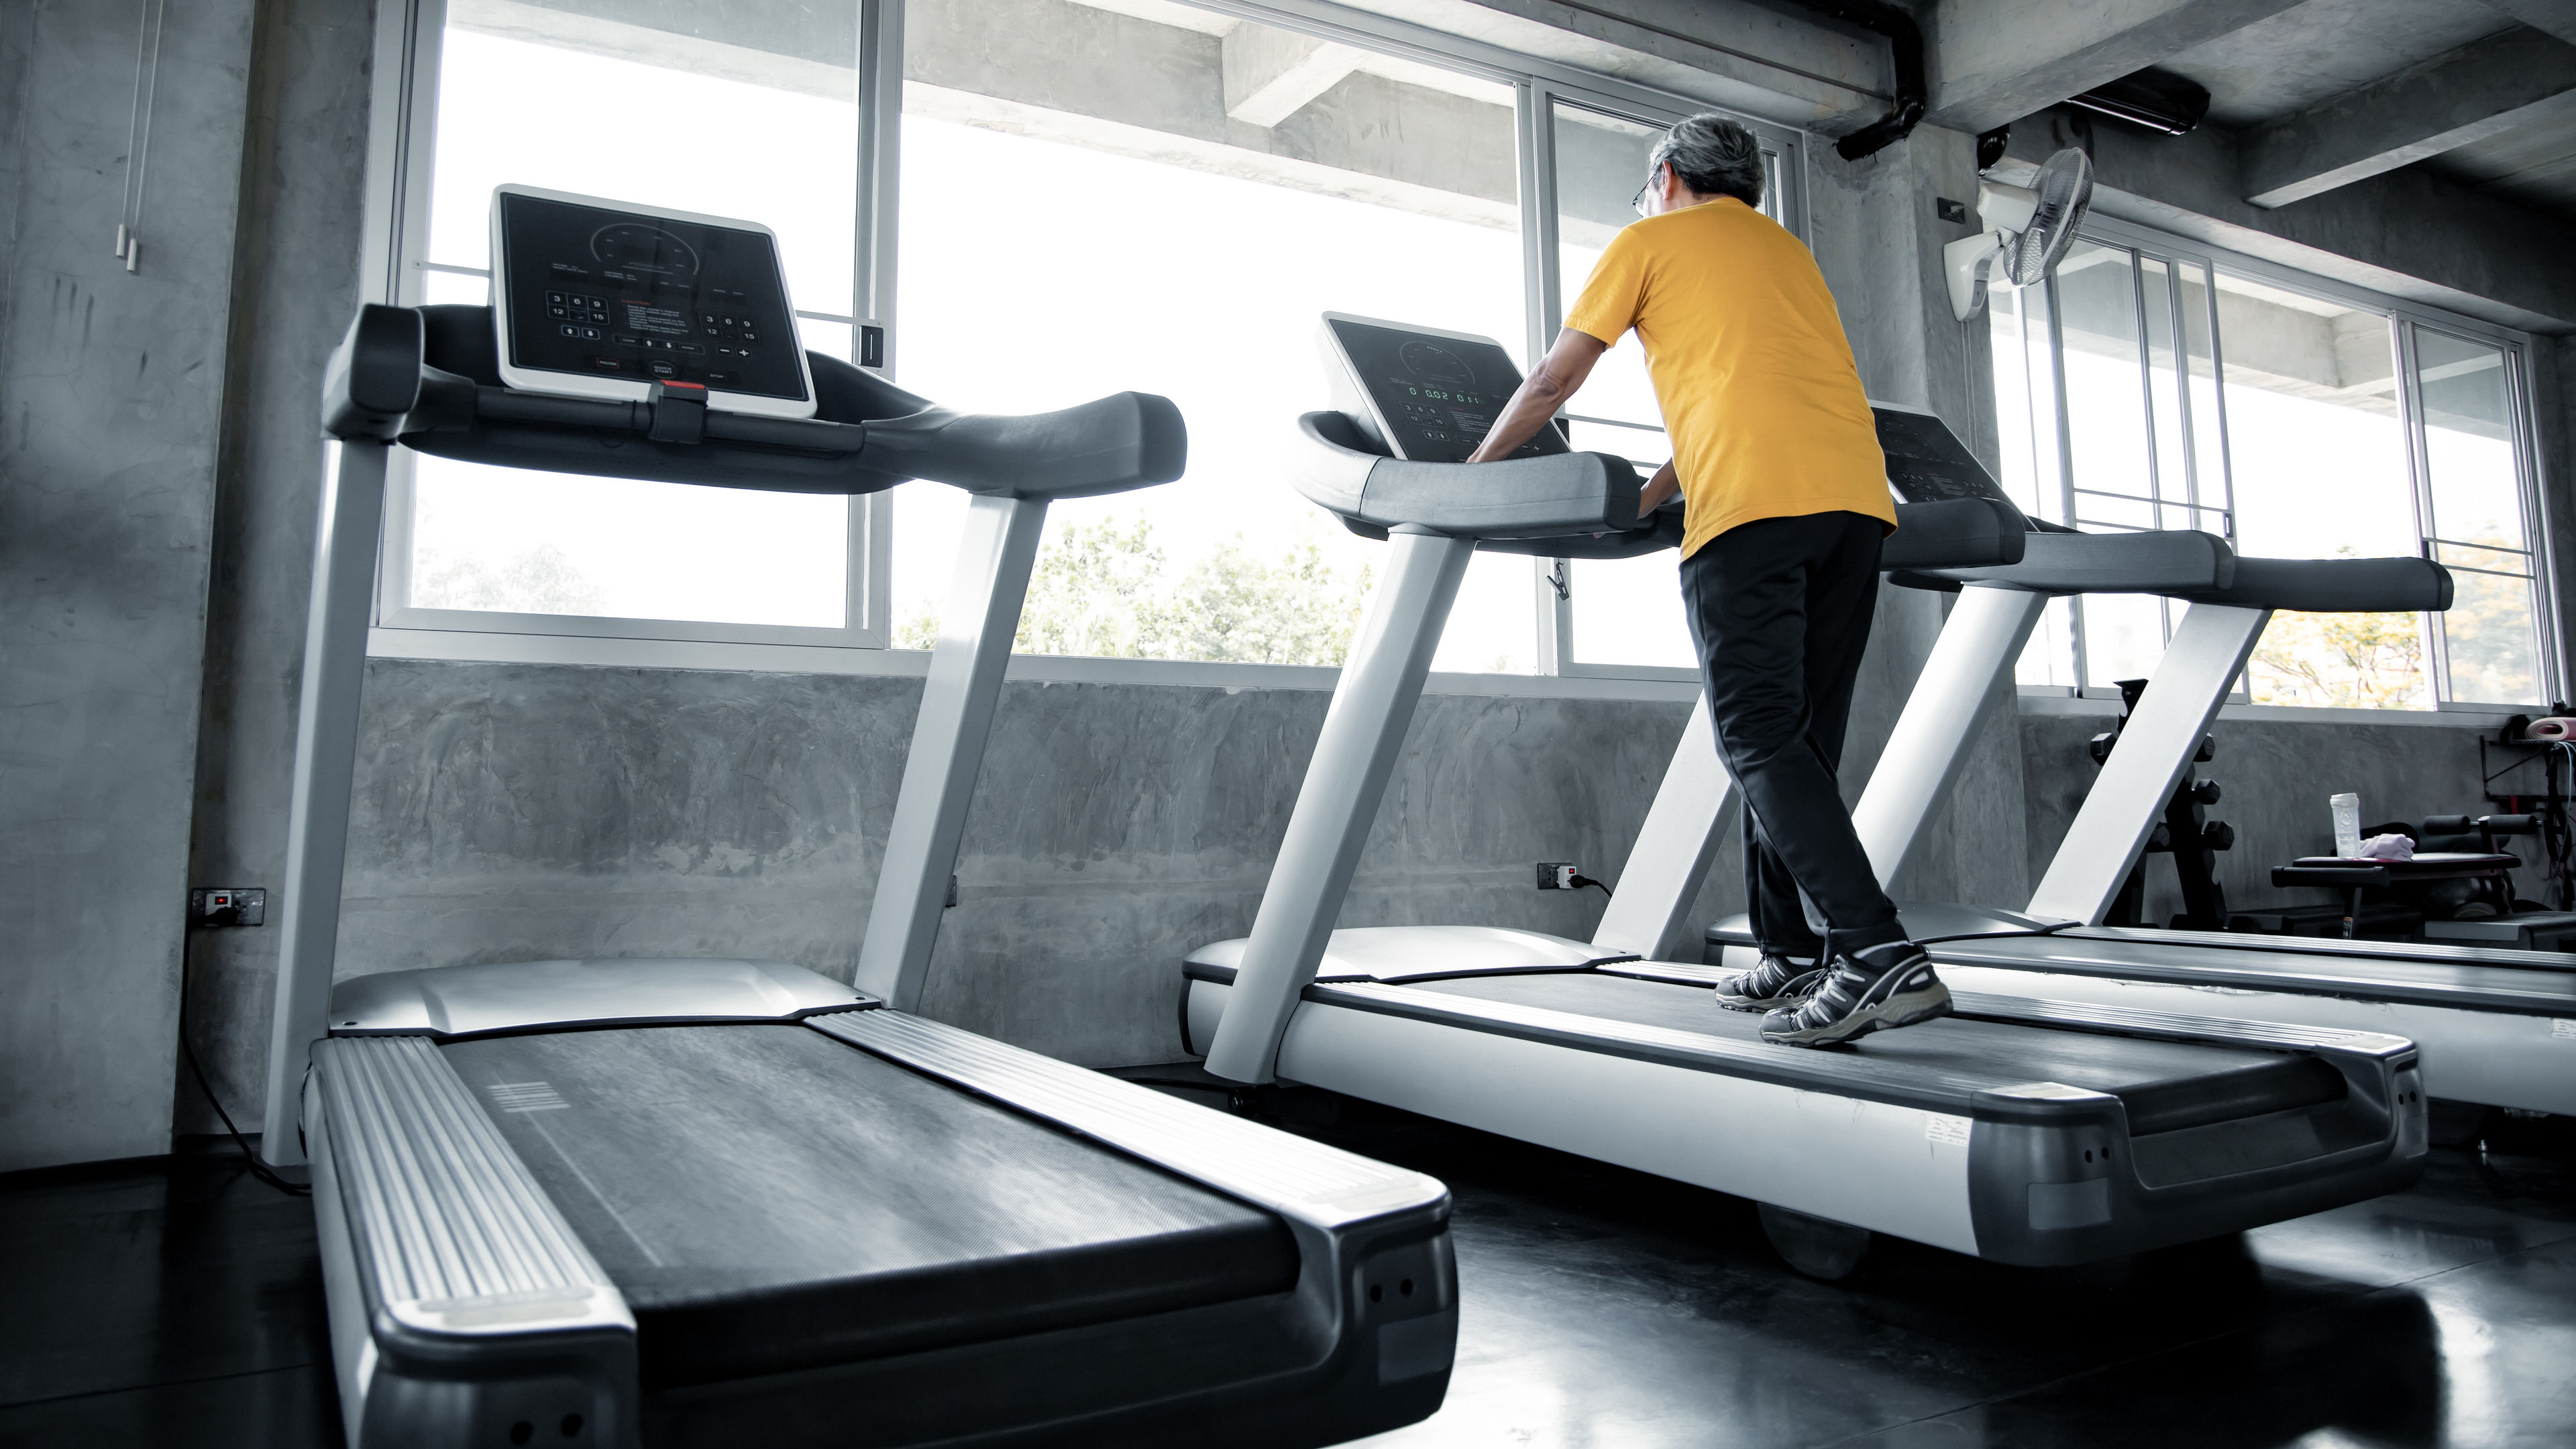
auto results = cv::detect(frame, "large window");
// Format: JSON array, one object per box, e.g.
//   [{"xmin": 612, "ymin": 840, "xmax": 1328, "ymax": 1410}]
[
  {"xmin": 366, "ymin": 0, "xmax": 1804, "ymax": 679},
  {"xmin": 1990, "ymin": 219, "xmax": 2551, "ymax": 709},
  {"xmin": 382, "ymin": 4, "xmax": 879, "ymax": 646},
  {"xmin": 1547, "ymin": 99, "xmax": 1784, "ymax": 675}
]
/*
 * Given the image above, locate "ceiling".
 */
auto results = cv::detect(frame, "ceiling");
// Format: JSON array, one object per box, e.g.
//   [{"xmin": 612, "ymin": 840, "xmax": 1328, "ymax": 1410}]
[{"xmin": 2151, "ymin": 0, "xmax": 2576, "ymax": 219}]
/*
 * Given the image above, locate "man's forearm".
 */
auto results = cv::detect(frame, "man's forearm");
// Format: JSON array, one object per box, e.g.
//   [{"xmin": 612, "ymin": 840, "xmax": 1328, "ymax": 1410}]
[
  {"xmin": 1464, "ymin": 372, "xmax": 1568, "ymax": 464},
  {"xmin": 1639, "ymin": 461, "xmax": 1680, "ymax": 520},
  {"xmin": 1466, "ymin": 328, "xmax": 1609, "ymax": 464}
]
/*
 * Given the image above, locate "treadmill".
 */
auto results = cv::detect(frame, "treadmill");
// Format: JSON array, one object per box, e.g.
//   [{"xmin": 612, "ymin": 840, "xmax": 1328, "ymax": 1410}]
[
  {"xmin": 257, "ymin": 191, "xmax": 1454, "ymax": 1449},
  {"xmin": 1185, "ymin": 314, "xmax": 2426, "ymax": 1279},
  {"xmin": 1703, "ymin": 494, "xmax": 2576, "ymax": 1120}
]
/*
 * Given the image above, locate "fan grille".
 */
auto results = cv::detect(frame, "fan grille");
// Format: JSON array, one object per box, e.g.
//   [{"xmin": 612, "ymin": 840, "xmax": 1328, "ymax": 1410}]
[{"xmin": 2002, "ymin": 149, "xmax": 2094, "ymax": 287}]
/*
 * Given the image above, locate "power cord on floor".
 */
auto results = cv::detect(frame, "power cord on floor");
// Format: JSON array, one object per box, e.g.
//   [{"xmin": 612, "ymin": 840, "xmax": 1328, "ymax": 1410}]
[{"xmin": 178, "ymin": 928, "xmax": 308, "ymax": 1196}]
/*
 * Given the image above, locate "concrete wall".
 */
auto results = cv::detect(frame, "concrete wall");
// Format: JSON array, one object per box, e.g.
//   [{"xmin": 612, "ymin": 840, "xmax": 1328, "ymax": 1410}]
[
  {"xmin": 2019, "ymin": 706, "xmax": 2545, "ymax": 923},
  {"xmin": 327, "ymin": 661, "xmax": 1706, "ymax": 1065},
  {"xmin": 0, "ymin": 1, "xmax": 258, "ymax": 1172}
]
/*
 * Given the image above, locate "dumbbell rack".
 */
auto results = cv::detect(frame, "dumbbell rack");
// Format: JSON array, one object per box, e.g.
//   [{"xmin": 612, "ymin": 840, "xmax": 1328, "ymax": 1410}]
[
  {"xmin": 2088, "ymin": 678, "xmax": 2235, "ymax": 932},
  {"xmin": 2479, "ymin": 720, "xmax": 2574, "ymax": 912}
]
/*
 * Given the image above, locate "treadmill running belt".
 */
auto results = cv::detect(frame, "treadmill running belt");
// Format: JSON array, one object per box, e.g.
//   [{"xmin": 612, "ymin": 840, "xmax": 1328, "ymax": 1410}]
[
  {"xmin": 1406, "ymin": 973, "xmax": 2345, "ymax": 1134},
  {"xmin": 441, "ymin": 1023, "xmax": 1299, "ymax": 1386}
]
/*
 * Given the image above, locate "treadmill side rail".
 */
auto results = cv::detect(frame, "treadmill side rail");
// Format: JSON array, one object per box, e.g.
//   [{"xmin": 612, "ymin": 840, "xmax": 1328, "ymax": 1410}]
[
  {"xmin": 812, "ymin": 1010, "xmax": 1450, "ymax": 1228},
  {"xmin": 313, "ymin": 1036, "xmax": 638, "ymax": 1449},
  {"xmin": 812, "ymin": 1010, "xmax": 1458, "ymax": 1407}
]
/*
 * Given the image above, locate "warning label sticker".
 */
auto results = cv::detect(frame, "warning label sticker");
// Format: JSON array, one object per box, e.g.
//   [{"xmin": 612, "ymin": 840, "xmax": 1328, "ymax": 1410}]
[
  {"xmin": 2552, "ymin": 1018, "xmax": 2575, "ymax": 1040},
  {"xmin": 1924, "ymin": 1113, "xmax": 1973, "ymax": 1146}
]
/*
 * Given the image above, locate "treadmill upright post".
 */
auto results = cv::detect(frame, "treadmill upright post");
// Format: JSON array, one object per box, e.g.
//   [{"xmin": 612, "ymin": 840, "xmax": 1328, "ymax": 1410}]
[
  {"xmin": 1589, "ymin": 704, "xmax": 1739, "ymax": 961},
  {"xmin": 2025, "ymin": 602, "xmax": 2270, "ymax": 925},
  {"xmin": 1850, "ymin": 585, "xmax": 2048, "ymax": 889},
  {"xmin": 1203, "ymin": 528, "xmax": 1475, "ymax": 1083},
  {"xmin": 853, "ymin": 492, "xmax": 1049, "ymax": 1012},
  {"xmin": 260, "ymin": 439, "xmax": 392, "ymax": 1167}
]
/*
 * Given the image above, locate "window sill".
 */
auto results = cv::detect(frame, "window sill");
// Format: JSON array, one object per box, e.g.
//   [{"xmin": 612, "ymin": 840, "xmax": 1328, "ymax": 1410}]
[
  {"xmin": 368, "ymin": 628, "xmax": 1706, "ymax": 702},
  {"xmin": 2015, "ymin": 689, "xmax": 2525, "ymax": 731}
]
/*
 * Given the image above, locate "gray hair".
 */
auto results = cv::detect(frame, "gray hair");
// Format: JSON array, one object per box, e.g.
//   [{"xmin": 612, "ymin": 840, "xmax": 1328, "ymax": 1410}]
[{"xmin": 1650, "ymin": 115, "xmax": 1765, "ymax": 209}]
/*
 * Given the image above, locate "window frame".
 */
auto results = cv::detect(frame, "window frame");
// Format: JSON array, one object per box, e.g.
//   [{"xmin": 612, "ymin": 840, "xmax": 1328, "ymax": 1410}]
[
  {"xmin": 356, "ymin": 0, "xmax": 1805, "ymax": 683},
  {"xmin": 2015, "ymin": 211, "xmax": 2559, "ymax": 712},
  {"xmin": 358, "ymin": 0, "xmax": 899, "ymax": 651}
]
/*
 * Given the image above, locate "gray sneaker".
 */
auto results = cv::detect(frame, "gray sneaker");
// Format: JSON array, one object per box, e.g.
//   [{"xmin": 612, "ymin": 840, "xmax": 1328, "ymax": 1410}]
[
  {"xmin": 1760, "ymin": 941, "xmax": 1951, "ymax": 1047},
  {"xmin": 1713, "ymin": 953, "xmax": 1823, "ymax": 1011}
]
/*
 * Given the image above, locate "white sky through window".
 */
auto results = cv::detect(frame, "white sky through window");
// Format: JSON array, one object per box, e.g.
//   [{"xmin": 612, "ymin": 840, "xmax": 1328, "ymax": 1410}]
[{"xmin": 894, "ymin": 109, "xmax": 1543, "ymax": 672}]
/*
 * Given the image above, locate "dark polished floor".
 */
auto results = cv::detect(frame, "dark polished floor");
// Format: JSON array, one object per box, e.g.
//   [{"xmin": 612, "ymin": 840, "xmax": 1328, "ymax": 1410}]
[{"xmin": 5, "ymin": 1102, "xmax": 2571, "ymax": 1448}]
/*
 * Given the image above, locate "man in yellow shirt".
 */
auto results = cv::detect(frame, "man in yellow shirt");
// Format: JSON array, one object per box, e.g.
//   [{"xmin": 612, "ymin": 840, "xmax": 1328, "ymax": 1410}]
[{"xmin": 1464, "ymin": 115, "xmax": 1947, "ymax": 1047}]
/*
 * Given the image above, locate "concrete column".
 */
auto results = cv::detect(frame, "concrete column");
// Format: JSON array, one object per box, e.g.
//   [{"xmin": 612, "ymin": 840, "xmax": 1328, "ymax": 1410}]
[
  {"xmin": 1804, "ymin": 123, "xmax": 2035, "ymax": 913},
  {"xmin": 0, "ymin": 0, "xmax": 260, "ymax": 1171},
  {"xmin": 186, "ymin": 0, "xmax": 378, "ymax": 1138}
]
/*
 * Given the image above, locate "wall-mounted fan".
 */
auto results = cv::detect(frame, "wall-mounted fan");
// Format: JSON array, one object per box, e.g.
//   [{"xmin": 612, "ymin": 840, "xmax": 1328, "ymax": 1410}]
[{"xmin": 1945, "ymin": 147, "xmax": 2094, "ymax": 321}]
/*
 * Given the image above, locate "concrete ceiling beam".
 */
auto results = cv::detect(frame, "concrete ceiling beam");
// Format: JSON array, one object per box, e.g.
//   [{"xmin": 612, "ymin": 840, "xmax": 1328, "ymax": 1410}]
[
  {"xmin": 1224, "ymin": 23, "xmax": 1364, "ymax": 127},
  {"xmin": 2241, "ymin": 26, "xmax": 2576, "ymax": 208},
  {"xmin": 1927, "ymin": 0, "xmax": 2308, "ymax": 133},
  {"xmin": 2480, "ymin": 0, "xmax": 2576, "ymax": 47}
]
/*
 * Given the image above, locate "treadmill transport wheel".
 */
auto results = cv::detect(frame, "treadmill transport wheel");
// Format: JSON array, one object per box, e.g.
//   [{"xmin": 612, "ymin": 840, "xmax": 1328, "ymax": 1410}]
[{"xmin": 1758, "ymin": 1204, "xmax": 1873, "ymax": 1281}]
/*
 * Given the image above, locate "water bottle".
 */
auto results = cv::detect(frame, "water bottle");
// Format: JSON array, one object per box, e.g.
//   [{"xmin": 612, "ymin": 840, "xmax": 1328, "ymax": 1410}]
[{"xmin": 2330, "ymin": 793, "xmax": 2362, "ymax": 859}]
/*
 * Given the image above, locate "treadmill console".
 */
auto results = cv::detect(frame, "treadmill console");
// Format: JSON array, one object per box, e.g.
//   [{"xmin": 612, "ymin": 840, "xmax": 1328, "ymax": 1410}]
[
  {"xmin": 1319, "ymin": 313, "xmax": 1566, "ymax": 463},
  {"xmin": 1872, "ymin": 400, "xmax": 2015, "ymax": 506},
  {"xmin": 489, "ymin": 184, "xmax": 817, "ymax": 419}
]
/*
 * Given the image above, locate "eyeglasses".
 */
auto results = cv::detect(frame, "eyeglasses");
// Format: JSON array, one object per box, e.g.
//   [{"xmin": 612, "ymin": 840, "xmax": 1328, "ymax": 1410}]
[{"xmin": 1630, "ymin": 161, "xmax": 1666, "ymax": 217}]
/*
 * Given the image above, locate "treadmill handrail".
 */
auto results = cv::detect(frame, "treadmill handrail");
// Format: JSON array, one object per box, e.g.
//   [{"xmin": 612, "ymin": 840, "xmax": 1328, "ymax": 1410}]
[
  {"xmin": 1913, "ymin": 528, "xmax": 2235, "ymax": 595},
  {"xmin": 2168, "ymin": 553, "xmax": 2453, "ymax": 613},
  {"xmin": 319, "ymin": 302, "xmax": 1188, "ymax": 500},
  {"xmin": 1295, "ymin": 411, "xmax": 1648, "ymax": 541}
]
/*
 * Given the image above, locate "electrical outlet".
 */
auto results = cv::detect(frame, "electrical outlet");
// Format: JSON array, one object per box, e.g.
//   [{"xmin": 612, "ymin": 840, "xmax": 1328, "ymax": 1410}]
[
  {"xmin": 945, "ymin": 873, "xmax": 959, "ymax": 909},
  {"xmin": 1937, "ymin": 197, "xmax": 1970, "ymax": 224},
  {"xmin": 190, "ymin": 888, "xmax": 266, "ymax": 927},
  {"xmin": 1536, "ymin": 862, "xmax": 1577, "ymax": 890}
]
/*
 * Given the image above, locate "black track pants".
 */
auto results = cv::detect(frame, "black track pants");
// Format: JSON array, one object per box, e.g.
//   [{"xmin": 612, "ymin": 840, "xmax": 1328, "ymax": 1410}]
[{"xmin": 1679, "ymin": 510, "xmax": 1904, "ymax": 961}]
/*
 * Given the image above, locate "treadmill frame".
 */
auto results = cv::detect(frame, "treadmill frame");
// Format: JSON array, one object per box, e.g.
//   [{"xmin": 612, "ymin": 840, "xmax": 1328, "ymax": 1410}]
[
  {"xmin": 272, "ymin": 303, "xmax": 1460, "ymax": 1448},
  {"xmin": 1196, "ymin": 385, "xmax": 2425, "ymax": 1267},
  {"xmin": 1183, "ymin": 965, "xmax": 2424, "ymax": 1265}
]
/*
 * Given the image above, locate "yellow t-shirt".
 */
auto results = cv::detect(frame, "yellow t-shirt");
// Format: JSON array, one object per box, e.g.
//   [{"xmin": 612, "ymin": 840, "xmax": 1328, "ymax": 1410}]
[{"xmin": 1562, "ymin": 197, "xmax": 1894, "ymax": 559}]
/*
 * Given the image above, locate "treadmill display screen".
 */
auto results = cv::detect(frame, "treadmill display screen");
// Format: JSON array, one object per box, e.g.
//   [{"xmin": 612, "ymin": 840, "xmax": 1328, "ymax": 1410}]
[
  {"xmin": 1874, "ymin": 405, "xmax": 2012, "ymax": 505},
  {"xmin": 1325, "ymin": 317, "xmax": 1566, "ymax": 462},
  {"xmin": 496, "ymin": 191, "xmax": 808, "ymax": 402}
]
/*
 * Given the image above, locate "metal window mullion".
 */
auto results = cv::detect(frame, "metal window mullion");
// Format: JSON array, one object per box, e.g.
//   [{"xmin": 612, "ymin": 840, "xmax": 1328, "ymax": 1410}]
[
  {"xmin": 2194, "ymin": 256, "xmax": 2237, "ymax": 543},
  {"xmin": 2505, "ymin": 342, "xmax": 2566, "ymax": 702},
  {"xmin": 2041, "ymin": 272, "xmax": 2088, "ymax": 687},
  {"xmin": 370, "ymin": 0, "xmax": 447, "ymax": 634},
  {"xmin": 1516, "ymin": 79, "xmax": 1571, "ymax": 676},
  {"xmin": 1518, "ymin": 80, "xmax": 1559, "ymax": 363},
  {"xmin": 2394, "ymin": 317, "xmax": 2453, "ymax": 702},
  {"xmin": 853, "ymin": 0, "xmax": 904, "ymax": 646},
  {"xmin": 2123, "ymin": 250, "xmax": 2182, "ymax": 649},
  {"xmin": 2125, "ymin": 248, "xmax": 2163, "ymax": 514},
  {"xmin": 2161, "ymin": 256, "xmax": 2200, "ymax": 518}
]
